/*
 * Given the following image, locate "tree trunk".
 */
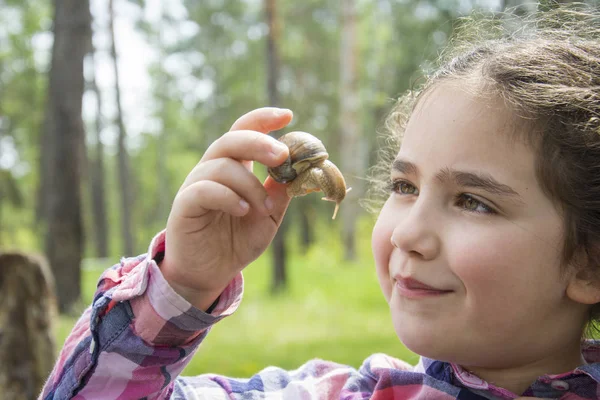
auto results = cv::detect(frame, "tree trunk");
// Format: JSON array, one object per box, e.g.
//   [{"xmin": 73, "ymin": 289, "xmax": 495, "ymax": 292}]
[
  {"xmin": 109, "ymin": 0, "xmax": 135, "ymax": 255},
  {"xmin": 265, "ymin": 0, "xmax": 287, "ymax": 293},
  {"xmin": 0, "ymin": 168, "xmax": 25, "ymax": 246},
  {"xmin": 39, "ymin": 0, "xmax": 91, "ymax": 312},
  {"xmin": 299, "ymin": 198, "xmax": 314, "ymax": 251},
  {"xmin": 294, "ymin": 69, "xmax": 315, "ymax": 251},
  {"xmin": 339, "ymin": 0, "xmax": 363, "ymax": 261},
  {"xmin": 88, "ymin": 49, "xmax": 109, "ymax": 258},
  {"xmin": 0, "ymin": 253, "xmax": 56, "ymax": 400}
]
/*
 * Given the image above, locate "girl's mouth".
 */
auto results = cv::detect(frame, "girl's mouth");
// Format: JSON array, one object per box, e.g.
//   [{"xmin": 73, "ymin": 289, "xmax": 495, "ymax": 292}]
[{"xmin": 394, "ymin": 276, "xmax": 453, "ymax": 299}]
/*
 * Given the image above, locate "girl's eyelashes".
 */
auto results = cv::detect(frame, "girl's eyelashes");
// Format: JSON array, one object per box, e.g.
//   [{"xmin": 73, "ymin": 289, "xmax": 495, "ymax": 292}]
[
  {"xmin": 387, "ymin": 179, "xmax": 419, "ymax": 195},
  {"xmin": 387, "ymin": 179, "xmax": 498, "ymax": 215},
  {"xmin": 454, "ymin": 194, "xmax": 497, "ymax": 214}
]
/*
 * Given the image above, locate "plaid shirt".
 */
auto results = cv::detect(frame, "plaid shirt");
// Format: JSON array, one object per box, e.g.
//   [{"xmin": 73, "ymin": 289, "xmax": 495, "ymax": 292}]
[{"xmin": 41, "ymin": 231, "xmax": 600, "ymax": 399}]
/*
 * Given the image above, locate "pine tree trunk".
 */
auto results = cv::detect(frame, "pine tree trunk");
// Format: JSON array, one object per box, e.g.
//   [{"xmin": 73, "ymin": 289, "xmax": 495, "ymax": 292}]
[
  {"xmin": 299, "ymin": 198, "xmax": 314, "ymax": 251},
  {"xmin": 88, "ymin": 49, "xmax": 109, "ymax": 258},
  {"xmin": 339, "ymin": 0, "xmax": 363, "ymax": 261},
  {"xmin": 109, "ymin": 0, "xmax": 135, "ymax": 255},
  {"xmin": 0, "ymin": 253, "xmax": 57, "ymax": 400},
  {"xmin": 39, "ymin": 0, "xmax": 91, "ymax": 312},
  {"xmin": 265, "ymin": 0, "xmax": 287, "ymax": 293}
]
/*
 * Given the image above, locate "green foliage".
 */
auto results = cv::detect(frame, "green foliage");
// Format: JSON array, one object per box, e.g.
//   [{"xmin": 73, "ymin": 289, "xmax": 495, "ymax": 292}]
[
  {"xmin": 0, "ymin": 169, "xmax": 23, "ymax": 207},
  {"xmin": 0, "ymin": 0, "xmax": 51, "ymax": 249},
  {"xmin": 56, "ymin": 216, "xmax": 418, "ymax": 378}
]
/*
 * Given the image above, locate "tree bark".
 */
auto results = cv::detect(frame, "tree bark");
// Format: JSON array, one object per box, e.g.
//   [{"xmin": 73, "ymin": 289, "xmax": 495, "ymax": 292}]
[
  {"xmin": 265, "ymin": 0, "xmax": 287, "ymax": 293},
  {"xmin": 0, "ymin": 169, "xmax": 24, "ymax": 246},
  {"xmin": 339, "ymin": 0, "xmax": 363, "ymax": 261},
  {"xmin": 87, "ymin": 49, "xmax": 109, "ymax": 258},
  {"xmin": 39, "ymin": 0, "xmax": 91, "ymax": 312},
  {"xmin": 0, "ymin": 253, "xmax": 56, "ymax": 400},
  {"xmin": 109, "ymin": 0, "xmax": 135, "ymax": 255},
  {"xmin": 299, "ymin": 198, "xmax": 314, "ymax": 251},
  {"xmin": 294, "ymin": 69, "xmax": 315, "ymax": 251}
]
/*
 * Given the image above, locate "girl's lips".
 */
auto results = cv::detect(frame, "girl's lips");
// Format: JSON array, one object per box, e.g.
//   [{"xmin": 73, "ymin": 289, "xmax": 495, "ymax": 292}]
[{"xmin": 394, "ymin": 276, "xmax": 453, "ymax": 299}]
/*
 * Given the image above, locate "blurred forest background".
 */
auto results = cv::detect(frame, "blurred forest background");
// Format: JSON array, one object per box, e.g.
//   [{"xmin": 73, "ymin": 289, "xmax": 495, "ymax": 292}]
[{"xmin": 0, "ymin": 0, "xmax": 594, "ymax": 384}]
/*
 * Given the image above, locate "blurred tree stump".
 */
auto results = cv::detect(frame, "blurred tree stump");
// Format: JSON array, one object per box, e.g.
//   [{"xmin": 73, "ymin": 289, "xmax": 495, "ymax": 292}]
[{"xmin": 0, "ymin": 253, "xmax": 57, "ymax": 400}]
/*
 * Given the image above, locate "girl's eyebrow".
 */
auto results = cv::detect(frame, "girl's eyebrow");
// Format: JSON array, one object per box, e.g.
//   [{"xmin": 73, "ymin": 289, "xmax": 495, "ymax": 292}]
[
  {"xmin": 392, "ymin": 159, "xmax": 524, "ymax": 203},
  {"xmin": 392, "ymin": 159, "xmax": 419, "ymax": 176}
]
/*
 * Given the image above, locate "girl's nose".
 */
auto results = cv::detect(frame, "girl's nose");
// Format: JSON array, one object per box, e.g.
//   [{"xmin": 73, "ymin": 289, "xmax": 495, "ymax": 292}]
[{"xmin": 390, "ymin": 200, "xmax": 441, "ymax": 261}]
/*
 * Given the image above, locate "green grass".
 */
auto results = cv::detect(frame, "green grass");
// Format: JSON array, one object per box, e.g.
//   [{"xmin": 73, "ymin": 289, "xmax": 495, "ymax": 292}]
[{"xmin": 56, "ymin": 218, "xmax": 418, "ymax": 378}]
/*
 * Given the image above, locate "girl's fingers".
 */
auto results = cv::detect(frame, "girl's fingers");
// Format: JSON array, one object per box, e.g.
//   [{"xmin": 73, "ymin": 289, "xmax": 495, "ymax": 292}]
[
  {"xmin": 200, "ymin": 130, "xmax": 289, "ymax": 170},
  {"xmin": 230, "ymin": 107, "xmax": 293, "ymax": 133},
  {"xmin": 183, "ymin": 158, "xmax": 273, "ymax": 216},
  {"xmin": 229, "ymin": 108, "xmax": 293, "ymax": 170},
  {"xmin": 174, "ymin": 180, "xmax": 250, "ymax": 219},
  {"xmin": 174, "ymin": 108, "xmax": 296, "ymax": 220}
]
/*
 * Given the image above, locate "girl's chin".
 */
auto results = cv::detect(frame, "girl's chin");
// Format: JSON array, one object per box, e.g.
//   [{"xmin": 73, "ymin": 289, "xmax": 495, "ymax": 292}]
[{"xmin": 391, "ymin": 314, "xmax": 459, "ymax": 362}]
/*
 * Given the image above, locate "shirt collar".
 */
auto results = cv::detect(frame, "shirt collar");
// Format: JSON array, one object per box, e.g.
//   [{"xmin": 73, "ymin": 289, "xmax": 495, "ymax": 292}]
[
  {"xmin": 576, "ymin": 339, "xmax": 600, "ymax": 382},
  {"xmin": 419, "ymin": 340, "xmax": 600, "ymax": 396}
]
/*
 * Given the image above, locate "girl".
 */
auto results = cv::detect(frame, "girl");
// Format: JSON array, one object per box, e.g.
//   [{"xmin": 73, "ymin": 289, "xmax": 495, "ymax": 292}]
[{"xmin": 41, "ymin": 5, "xmax": 600, "ymax": 400}]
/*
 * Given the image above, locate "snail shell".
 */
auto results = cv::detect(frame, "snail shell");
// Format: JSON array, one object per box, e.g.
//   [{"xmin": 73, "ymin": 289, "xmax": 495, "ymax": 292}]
[
  {"xmin": 267, "ymin": 131, "xmax": 329, "ymax": 183},
  {"xmin": 268, "ymin": 131, "xmax": 350, "ymax": 219}
]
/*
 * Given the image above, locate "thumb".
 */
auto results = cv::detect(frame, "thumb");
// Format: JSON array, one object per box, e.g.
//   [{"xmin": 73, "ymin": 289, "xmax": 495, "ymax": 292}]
[{"xmin": 264, "ymin": 176, "xmax": 292, "ymax": 226}]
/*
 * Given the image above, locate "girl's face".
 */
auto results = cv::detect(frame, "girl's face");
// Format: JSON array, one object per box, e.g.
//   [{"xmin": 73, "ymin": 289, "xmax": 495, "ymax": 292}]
[{"xmin": 372, "ymin": 84, "xmax": 589, "ymax": 372}]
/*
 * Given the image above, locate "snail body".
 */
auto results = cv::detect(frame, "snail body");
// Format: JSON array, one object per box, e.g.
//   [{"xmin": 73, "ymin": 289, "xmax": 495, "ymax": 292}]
[{"xmin": 268, "ymin": 131, "xmax": 349, "ymax": 219}]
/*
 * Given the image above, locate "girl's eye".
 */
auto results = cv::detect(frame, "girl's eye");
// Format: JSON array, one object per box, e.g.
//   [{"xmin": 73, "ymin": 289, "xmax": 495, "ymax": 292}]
[
  {"xmin": 387, "ymin": 180, "xmax": 497, "ymax": 215},
  {"xmin": 389, "ymin": 180, "xmax": 418, "ymax": 195},
  {"xmin": 455, "ymin": 194, "xmax": 495, "ymax": 214}
]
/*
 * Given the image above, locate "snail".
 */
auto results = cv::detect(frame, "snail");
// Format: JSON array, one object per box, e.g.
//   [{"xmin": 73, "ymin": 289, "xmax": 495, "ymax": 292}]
[{"xmin": 268, "ymin": 131, "xmax": 350, "ymax": 219}]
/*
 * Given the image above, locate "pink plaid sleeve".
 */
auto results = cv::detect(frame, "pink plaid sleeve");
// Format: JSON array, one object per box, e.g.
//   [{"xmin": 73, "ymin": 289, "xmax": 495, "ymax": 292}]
[{"xmin": 40, "ymin": 231, "xmax": 243, "ymax": 400}]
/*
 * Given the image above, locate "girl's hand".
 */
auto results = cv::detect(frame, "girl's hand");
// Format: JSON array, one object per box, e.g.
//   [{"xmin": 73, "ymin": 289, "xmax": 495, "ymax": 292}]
[{"xmin": 160, "ymin": 107, "xmax": 293, "ymax": 310}]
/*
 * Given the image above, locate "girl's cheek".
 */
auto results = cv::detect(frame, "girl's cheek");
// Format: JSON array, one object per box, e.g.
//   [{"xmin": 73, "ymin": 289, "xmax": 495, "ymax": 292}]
[
  {"xmin": 372, "ymin": 214, "xmax": 394, "ymax": 301},
  {"xmin": 450, "ymin": 234, "xmax": 518, "ymax": 294}
]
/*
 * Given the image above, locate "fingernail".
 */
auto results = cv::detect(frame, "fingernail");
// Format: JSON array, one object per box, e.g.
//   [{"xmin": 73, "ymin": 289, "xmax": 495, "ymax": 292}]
[
  {"xmin": 239, "ymin": 199, "xmax": 249, "ymax": 212},
  {"xmin": 264, "ymin": 196, "xmax": 274, "ymax": 212},
  {"xmin": 273, "ymin": 108, "xmax": 291, "ymax": 117}
]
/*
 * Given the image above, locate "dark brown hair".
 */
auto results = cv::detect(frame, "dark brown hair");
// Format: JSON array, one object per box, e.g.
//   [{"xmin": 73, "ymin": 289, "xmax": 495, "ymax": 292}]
[{"xmin": 366, "ymin": 4, "xmax": 600, "ymax": 335}]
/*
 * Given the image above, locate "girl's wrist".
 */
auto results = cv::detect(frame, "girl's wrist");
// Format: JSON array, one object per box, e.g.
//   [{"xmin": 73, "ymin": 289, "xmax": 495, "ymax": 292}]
[
  {"xmin": 158, "ymin": 257, "xmax": 222, "ymax": 312},
  {"xmin": 168, "ymin": 279, "xmax": 221, "ymax": 312}
]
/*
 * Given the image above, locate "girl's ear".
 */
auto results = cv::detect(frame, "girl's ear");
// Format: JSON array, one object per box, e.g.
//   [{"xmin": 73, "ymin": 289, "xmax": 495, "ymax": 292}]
[
  {"xmin": 566, "ymin": 250, "xmax": 600, "ymax": 305},
  {"xmin": 567, "ymin": 274, "xmax": 600, "ymax": 305}
]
